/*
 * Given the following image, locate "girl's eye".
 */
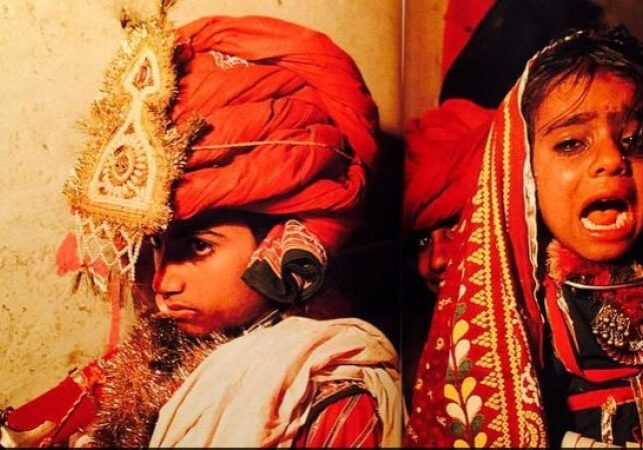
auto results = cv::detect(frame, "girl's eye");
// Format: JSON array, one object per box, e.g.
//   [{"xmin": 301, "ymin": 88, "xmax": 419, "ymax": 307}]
[
  {"xmin": 554, "ymin": 139, "xmax": 586, "ymax": 153},
  {"xmin": 189, "ymin": 238, "xmax": 213, "ymax": 257},
  {"xmin": 622, "ymin": 131, "xmax": 642, "ymax": 156}
]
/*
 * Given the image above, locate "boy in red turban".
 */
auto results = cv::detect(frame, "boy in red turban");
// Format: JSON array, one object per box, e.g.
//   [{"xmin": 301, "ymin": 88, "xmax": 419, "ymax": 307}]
[{"xmin": 1, "ymin": 13, "xmax": 401, "ymax": 448}]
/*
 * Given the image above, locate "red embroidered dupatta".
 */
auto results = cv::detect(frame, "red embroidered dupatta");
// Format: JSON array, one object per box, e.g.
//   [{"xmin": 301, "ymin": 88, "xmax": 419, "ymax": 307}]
[{"xmin": 406, "ymin": 72, "xmax": 549, "ymax": 447}]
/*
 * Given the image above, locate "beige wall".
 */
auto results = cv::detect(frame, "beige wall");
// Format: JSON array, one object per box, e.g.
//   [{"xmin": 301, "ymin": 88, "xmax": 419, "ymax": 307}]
[
  {"xmin": 1, "ymin": 1, "xmax": 121, "ymax": 408},
  {"xmin": 402, "ymin": 0, "xmax": 447, "ymax": 125},
  {"xmin": 0, "ymin": 0, "xmax": 404, "ymax": 407}
]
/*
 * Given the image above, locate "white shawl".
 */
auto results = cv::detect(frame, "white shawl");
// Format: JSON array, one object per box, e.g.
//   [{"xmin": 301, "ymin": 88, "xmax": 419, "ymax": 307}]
[{"xmin": 149, "ymin": 316, "xmax": 402, "ymax": 448}]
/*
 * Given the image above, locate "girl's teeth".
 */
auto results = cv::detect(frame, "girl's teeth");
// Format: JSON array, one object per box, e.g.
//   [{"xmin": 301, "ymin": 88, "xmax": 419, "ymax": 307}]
[{"xmin": 581, "ymin": 211, "xmax": 631, "ymax": 231}]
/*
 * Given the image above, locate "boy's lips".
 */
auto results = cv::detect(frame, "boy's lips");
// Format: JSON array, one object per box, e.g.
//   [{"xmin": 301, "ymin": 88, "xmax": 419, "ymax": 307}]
[
  {"xmin": 154, "ymin": 303, "xmax": 197, "ymax": 320},
  {"xmin": 424, "ymin": 275, "xmax": 445, "ymax": 294}
]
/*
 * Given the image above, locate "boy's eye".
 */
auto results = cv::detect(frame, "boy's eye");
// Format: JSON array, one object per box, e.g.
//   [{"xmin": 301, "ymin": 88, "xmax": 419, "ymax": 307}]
[
  {"xmin": 149, "ymin": 235, "xmax": 161, "ymax": 249},
  {"xmin": 189, "ymin": 238, "xmax": 213, "ymax": 256},
  {"xmin": 554, "ymin": 139, "xmax": 586, "ymax": 153},
  {"xmin": 418, "ymin": 233, "xmax": 431, "ymax": 249}
]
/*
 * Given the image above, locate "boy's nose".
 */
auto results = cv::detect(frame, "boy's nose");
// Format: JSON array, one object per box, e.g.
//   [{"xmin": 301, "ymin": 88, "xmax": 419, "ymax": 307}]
[
  {"xmin": 153, "ymin": 263, "xmax": 185, "ymax": 299},
  {"xmin": 430, "ymin": 247, "xmax": 449, "ymax": 274},
  {"xmin": 429, "ymin": 228, "xmax": 452, "ymax": 274}
]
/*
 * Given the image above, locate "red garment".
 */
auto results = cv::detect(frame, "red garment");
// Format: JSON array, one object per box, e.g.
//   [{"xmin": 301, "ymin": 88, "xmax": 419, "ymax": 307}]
[
  {"xmin": 170, "ymin": 16, "xmax": 379, "ymax": 254},
  {"xmin": 441, "ymin": 0, "xmax": 495, "ymax": 78},
  {"xmin": 403, "ymin": 99, "xmax": 493, "ymax": 232},
  {"xmin": 4, "ymin": 359, "xmax": 107, "ymax": 447},
  {"xmin": 293, "ymin": 393, "xmax": 382, "ymax": 448},
  {"xmin": 406, "ymin": 72, "xmax": 548, "ymax": 446}
]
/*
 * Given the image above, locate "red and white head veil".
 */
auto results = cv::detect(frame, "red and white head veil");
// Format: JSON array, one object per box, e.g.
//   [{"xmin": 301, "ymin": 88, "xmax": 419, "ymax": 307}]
[{"xmin": 406, "ymin": 52, "xmax": 548, "ymax": 448}]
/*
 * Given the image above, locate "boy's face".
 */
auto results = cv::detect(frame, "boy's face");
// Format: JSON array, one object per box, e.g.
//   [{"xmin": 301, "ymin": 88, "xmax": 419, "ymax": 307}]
[
  {"xmin": 417, "ymin": 223, "xmax": 458, "ymax": 295},
  {"xmin": 533, "ymin": 71, "xmax": 642, "ymax": 262},
  {"xmin": 152, "ymin": 219, "xmax": 269, "ymax": 336}
]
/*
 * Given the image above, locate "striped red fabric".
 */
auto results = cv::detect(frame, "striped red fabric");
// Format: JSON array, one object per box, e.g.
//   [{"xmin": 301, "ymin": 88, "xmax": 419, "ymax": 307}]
[{"xmin": 293, "ymin": 393, "xmax": 382, "ymax": 448}]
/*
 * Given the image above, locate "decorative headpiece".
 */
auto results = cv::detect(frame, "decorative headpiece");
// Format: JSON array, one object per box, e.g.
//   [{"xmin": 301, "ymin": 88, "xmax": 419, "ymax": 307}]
[{"xmin": 62, "ymin": 15, "xmax": 203, "ymax": 292}]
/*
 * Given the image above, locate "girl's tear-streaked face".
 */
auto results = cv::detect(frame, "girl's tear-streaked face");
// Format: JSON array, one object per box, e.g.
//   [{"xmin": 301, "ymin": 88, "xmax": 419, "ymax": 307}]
[{"xmin": 533, "ymin": 71, "xmax": 642, "ymax": 262}]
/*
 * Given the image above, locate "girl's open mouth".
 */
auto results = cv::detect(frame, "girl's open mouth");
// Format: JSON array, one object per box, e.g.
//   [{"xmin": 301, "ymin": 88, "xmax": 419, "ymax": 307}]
[{"xmin": 580, "ymin": 198, "xmax": 633, "ymax": 233}]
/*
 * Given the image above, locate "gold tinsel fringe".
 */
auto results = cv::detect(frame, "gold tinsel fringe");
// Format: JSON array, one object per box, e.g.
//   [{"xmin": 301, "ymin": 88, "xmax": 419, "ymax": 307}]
[{"xmin": 85, "ymin": 317, "xmax": 228, "ymax": 448}]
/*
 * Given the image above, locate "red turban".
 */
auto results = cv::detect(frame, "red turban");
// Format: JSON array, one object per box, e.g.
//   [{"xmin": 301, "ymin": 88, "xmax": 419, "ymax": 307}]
[
  {"xmin": 170, "ymin": 16, "xmax": 379, "ymax": 254},
  {"xmin": 403, "ymin": 99, "xmax": 493, "ymax": 233},
  {"xmin": 57, "ymin": 16, "xmax": 379, "ymax": 332}
]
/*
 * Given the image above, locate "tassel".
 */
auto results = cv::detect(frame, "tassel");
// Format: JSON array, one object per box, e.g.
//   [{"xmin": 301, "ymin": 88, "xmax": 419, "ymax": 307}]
[{"xmin": 106, "ymin": 272, "xmax": 123, "ymax": 354}]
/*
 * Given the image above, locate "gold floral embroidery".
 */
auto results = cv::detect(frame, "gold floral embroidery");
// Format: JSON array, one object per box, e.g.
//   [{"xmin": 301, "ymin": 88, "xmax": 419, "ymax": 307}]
[{"xmin": 444, "ymin": 317, "xmax": 487, "ymax": 448}]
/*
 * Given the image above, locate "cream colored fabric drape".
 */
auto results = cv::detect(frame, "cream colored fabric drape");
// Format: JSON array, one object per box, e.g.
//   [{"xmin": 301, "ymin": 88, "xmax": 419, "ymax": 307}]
[{"xmin": 149, "ymin": 317, "xmax": 403, "ymax": 448}]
